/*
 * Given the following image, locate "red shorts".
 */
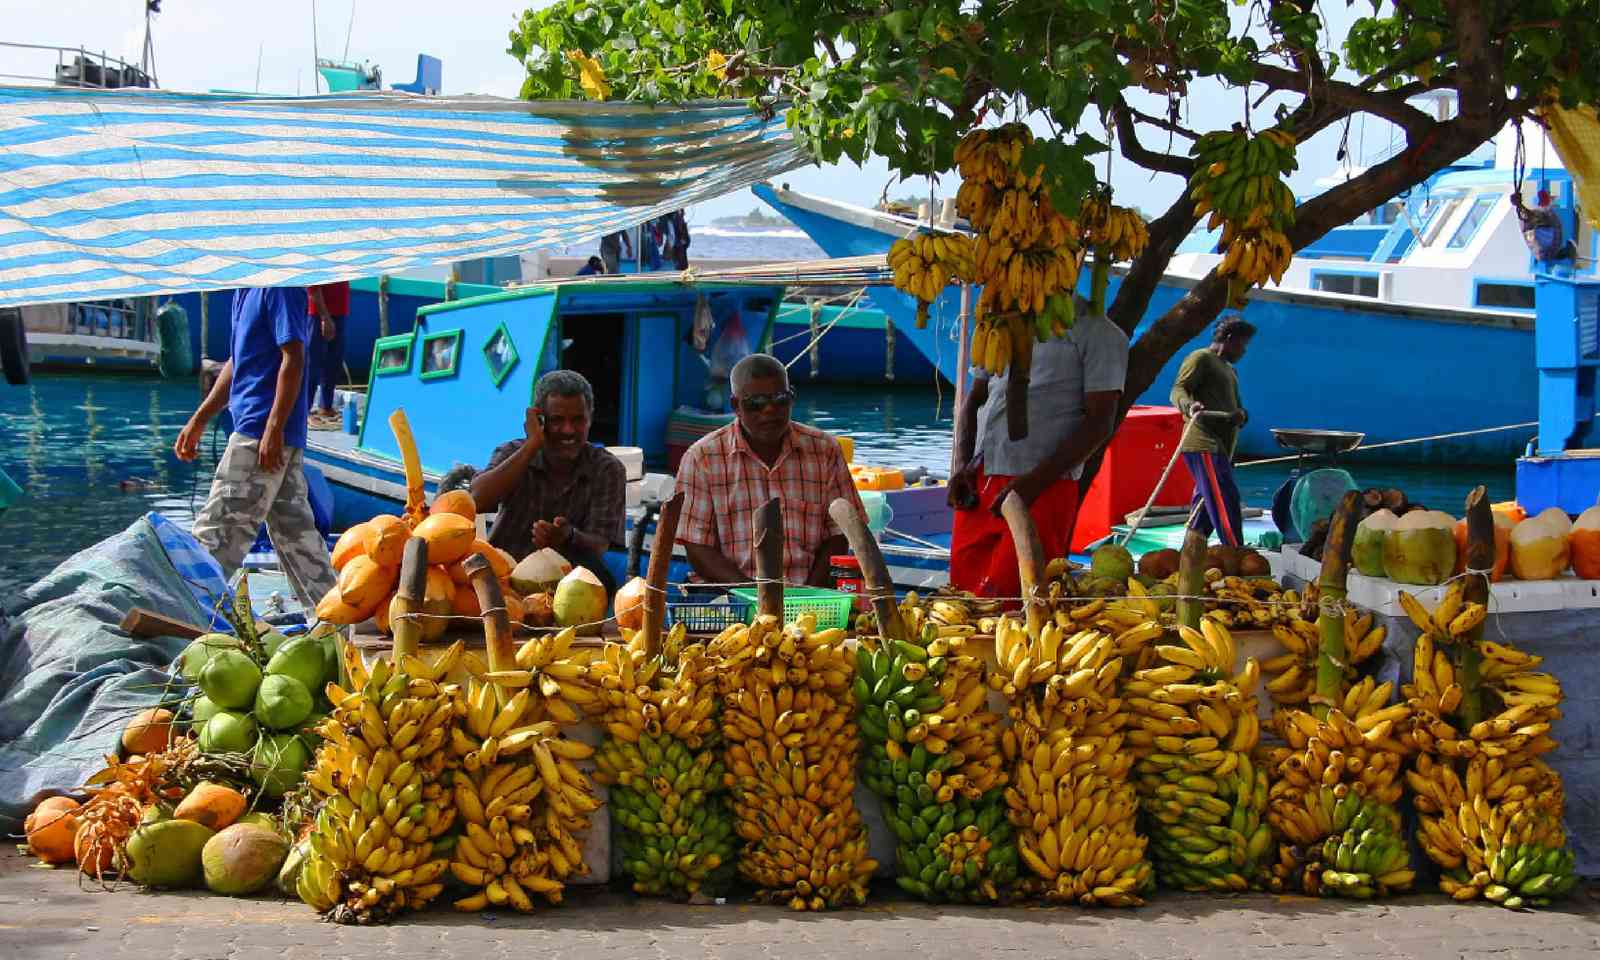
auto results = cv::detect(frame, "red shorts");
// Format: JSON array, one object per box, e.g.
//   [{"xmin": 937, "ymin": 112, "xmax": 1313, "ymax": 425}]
[{"xmin": 949, "ymin": 467, "xmax": 1080, "ymax": 599}]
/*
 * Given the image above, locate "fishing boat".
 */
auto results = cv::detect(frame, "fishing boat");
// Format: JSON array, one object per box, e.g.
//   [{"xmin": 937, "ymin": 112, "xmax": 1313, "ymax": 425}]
[{"xmin": 753, "ymin": 123, "xmax": 1599, "ymax": 464}]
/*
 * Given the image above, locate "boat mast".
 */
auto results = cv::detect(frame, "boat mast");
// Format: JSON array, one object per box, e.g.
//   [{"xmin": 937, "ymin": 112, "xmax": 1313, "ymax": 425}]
[
  {"xmin": 311, "ymin": 0, "xmax": 322, "ymax": 93},
  {"xmin": 140, "ymin": 0, "xmax": 159, "ymax": 87}
]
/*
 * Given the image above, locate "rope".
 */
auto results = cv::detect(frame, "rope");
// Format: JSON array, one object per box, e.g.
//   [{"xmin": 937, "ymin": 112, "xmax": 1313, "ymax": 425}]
[{"xmin": 1235, "ymin": 419, "xmax": 1545, "ymax": 469}]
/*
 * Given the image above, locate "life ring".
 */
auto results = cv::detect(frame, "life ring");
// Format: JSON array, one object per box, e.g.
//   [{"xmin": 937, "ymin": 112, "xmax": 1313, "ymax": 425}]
[{"xmin": 0, "ymin": 310, "xmax": 29, "ymax": 386}]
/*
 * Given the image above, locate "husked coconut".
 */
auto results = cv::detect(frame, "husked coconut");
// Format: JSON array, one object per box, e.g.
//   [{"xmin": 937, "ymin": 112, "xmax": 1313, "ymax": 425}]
[
  {"xmin": 615, "ymin": 576, "xmax": 648, "ymax": 630},
  {"xmin": 510, "ymin": 547, "xmax": 573, "ymax": 595},
  {"xmin": 1350, "ymin": 509, "xmax": 1398, "ymax": 578},
  {"xmin": 552, "ymin": 566, "xmax": 607, "ymax": 628},
  {"xmin": 1381, "ymin": 510, "xmax": 1457, "ymax": 585},
  {"xmin": 1570, "ymin": 505, "xmax": 1600, "ymax": 579},
  {"xmin": 1510, "ymin": 507, "xmax": 1572, "ymax": 580}
]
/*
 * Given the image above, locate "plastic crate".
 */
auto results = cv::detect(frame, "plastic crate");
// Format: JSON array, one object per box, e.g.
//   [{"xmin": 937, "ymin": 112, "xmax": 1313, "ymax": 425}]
[
  {"xmin": 730, "ymin": 586, "xmax": 856, "ymax": 631},
  {"xmin": 665, "ymin": 597, "xmax": 753, "ymax": 633}
]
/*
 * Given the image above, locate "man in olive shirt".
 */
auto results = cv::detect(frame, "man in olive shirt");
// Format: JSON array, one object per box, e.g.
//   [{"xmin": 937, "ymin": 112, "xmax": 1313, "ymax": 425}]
[{"xmin": 1171, "ymin": 317, "xmax": 1255, "ymax": 547}]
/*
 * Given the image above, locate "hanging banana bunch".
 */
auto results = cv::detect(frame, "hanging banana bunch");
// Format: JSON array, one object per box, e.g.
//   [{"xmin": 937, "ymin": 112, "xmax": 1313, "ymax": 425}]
[
  {"xmin": 1395, "ymin": 589, "xmax": 1578, "ymax": 908},
  {"xmin": 1081, "ymin": 197, "xmax": 1150, "ymax": 264},
  {"xmin": 592, "ymin": 622, "xmax": 738, "ymax": 900},
  {"xmin": 1262, "ymin": 607, "xmax": 1387, "ymax": 708},
  {"xmin": 449, "ymin": 626, "xmax": 603, "ymax": 912},
  {"xmin": 855, "ymin": 623, "xmax": 1018, "ymax": 902},
  {"xmin": 994, "ymin": 615, "xmax": 1158, "ymax": 906},
  {"xmin": 710, "ymin": 614, "xmax": 877, "ymax": 910},
  {"xmin": 1125, "ymin": 619, "xmax": 1273, "ymax": 892},
  {"xmin": 888, "ymin": 232, "xmax": 976, "ymax": 328},
  {"xmin": 297, "ymin": 644, "xmax": 462, "ymax": 923},
  {"xmin": 1187, "ymin": 127, "xmax": 1299, "ymax": 306}
]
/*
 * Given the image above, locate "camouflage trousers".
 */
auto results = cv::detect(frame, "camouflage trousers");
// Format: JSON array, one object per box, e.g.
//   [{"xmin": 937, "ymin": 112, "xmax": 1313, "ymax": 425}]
[{"xmin": 192, "ymin": 434, "xmax": 337, "ymax": 613}]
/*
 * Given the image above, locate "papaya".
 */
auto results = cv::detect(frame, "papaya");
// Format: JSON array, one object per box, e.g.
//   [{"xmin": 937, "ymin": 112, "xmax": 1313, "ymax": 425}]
[
  {"xmin": 173, "ymin": 781, "xmax": 247, "ymax": 831},
  {"xmin": 363, "ymin": 514, "xmax": 409, "ymax": 567},
  {"xmin": 413, "ymin": 512, "xmax": 476, "ymax": 565},
  {"xmin": 429, "ymin": 489, "xmax": 477, "ymax": 522},
  {"xmin": 338, "ymin": 554, "xmax": 399, "ymax": 616},
  {"xmin": 330, "ymin": 523, "xmax": 370, "ymax": 571}
]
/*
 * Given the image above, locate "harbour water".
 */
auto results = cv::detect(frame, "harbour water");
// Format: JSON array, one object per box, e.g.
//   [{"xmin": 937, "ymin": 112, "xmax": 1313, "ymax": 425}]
[{"xmin": 0, "ymin": 374, "xmax": 1515, "ymax": 593}]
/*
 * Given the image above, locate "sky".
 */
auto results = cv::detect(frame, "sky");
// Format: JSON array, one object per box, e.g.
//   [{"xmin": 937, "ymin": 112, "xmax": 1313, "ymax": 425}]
[{"xmin": 4, "ymin": 0, "xmax": 1413, "ymax": 225}]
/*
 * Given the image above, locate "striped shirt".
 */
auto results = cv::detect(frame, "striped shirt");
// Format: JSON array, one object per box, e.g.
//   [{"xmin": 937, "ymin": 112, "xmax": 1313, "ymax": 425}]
[{"xmin": 677, "ymin": 422, "xmax": 864, "ymax": 585}]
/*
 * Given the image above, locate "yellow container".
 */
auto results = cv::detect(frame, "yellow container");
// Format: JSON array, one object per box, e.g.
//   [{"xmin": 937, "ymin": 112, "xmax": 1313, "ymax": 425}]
[
  {"xmin": 851, "ymin": 465, "xmax": 905, "ymax": 491},
  {"xmin": 836, "ymin": 434, "xmax": 854, "ymax": 463}
]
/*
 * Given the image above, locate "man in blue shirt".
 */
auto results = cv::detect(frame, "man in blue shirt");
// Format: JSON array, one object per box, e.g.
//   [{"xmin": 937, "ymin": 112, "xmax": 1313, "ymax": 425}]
[{"xmin": 175, "ymin": 287, "xmax": 336, "ymax": 612}]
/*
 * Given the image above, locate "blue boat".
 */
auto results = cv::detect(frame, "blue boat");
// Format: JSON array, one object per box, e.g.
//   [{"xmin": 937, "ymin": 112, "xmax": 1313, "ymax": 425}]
[
  {"xmin": 753, "ymin": 123, "xmax": 1600, "ymax": 464},
  {"xmin": 300, "ymin": 274, "xmax": 956, "ymax": 590}
]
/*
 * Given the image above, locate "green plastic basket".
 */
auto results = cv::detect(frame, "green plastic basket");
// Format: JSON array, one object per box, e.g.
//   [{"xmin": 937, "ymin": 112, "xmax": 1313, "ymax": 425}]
[{"xmin": 729, "ymin": 586, "xmax": 856, "ymax": 631}]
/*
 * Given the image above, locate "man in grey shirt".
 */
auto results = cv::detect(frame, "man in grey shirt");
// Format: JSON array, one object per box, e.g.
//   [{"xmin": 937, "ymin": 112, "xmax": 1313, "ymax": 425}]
[{"xmin": 948, "ymin": 301, "xmax": 1129, "ymax": 597}]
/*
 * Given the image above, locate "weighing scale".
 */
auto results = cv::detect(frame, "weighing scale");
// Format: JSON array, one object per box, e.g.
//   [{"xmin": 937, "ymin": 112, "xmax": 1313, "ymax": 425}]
[{"xmin": 1268, "ymin": 428, "xmax": 1364, "ymax": 542}]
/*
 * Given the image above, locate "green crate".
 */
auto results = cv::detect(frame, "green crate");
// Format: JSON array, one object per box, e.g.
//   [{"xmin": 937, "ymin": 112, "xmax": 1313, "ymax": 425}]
[{"xmin": 729, "ymin": 586, "xmax": 855, "ymax": 631}]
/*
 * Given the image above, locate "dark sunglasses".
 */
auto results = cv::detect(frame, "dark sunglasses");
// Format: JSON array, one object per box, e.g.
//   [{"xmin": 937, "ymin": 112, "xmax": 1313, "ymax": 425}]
[{"xmin": 739, "ymin": 390, "xmax": 795, "ymax": 412}]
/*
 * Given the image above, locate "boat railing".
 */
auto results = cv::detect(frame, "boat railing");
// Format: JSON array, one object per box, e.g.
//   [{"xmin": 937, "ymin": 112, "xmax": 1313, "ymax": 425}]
[
  {"xmin": 22, "ymin": 298, "xmax": 155, "ymax": 343},
  {"xmin": 0, "ymin": 41, "xmax": 155, "ymax": 89}
]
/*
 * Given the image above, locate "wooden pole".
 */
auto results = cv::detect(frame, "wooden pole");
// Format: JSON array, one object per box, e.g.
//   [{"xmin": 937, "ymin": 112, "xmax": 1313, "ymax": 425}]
[
  {"xmin": 1313, "ymin": 490, "xmax": 1362, "ymax": 720},
  {"xmin": 1457, "ymin": 485, "xmax": 1493, "ymax": 728},
  {"xmin": 754, "ymin": 497, "xmax": 784, "ymax": 619},
  {"xmin": 390, "ymin": 537, "xmax": 429, "ymax": 659},
  {"xmin": 829, "ymin": 497, "xmax": 904, "ymax": 641},
  {"xmin": 1176, "ymin": 528, "xmax": 1208, "ymax": 630},
  {"xmin": 640, "ymin": 492, "xmax": 684, "ymax": 657},
  {"xmin": 466, "ymin": 554, "xmax": 515, "ymax": 704},
  {"xmin": 1000, "ymin": 491, "xmax": 1048, "ymax": 637}
]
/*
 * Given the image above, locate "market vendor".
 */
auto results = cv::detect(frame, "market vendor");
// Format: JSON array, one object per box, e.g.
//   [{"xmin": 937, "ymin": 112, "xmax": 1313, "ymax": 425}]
[
  {"xmin": 948, "ymin": 296, "xmax": 1129, "ymax": 599},
  {"xmin": 677, "ymin": 353, "xmax": 865, "ymax": 587},
  {"xmin": 469, "ymin": 369, "xmax": 627, "ymax": 596},
  {"xmin": 1172, "ymin": 316, "xmax": 1254, "ymax": 548}
]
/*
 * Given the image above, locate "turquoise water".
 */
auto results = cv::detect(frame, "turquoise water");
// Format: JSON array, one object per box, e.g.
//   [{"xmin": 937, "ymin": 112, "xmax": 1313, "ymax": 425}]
[{"xmin": 1, "ymin": 375, "xmax": 1515, "ymax": 592}]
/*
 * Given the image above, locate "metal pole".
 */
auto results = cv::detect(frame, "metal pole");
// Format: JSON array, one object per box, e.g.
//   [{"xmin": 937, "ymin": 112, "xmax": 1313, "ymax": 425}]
[
  {"xmin": 950, "ymin": 283, "xmax": 973, "ymax": 479},
  {"xmin": 311, "ymin": 0, "xmax": 322, "ymax": 93},
  {"xmin": 377, "ymin": 275, "xmax": 389, "ymax": 336},
  {"xmin": 808, "ymin": 300, "xmax": 821, "ymax": 379}
]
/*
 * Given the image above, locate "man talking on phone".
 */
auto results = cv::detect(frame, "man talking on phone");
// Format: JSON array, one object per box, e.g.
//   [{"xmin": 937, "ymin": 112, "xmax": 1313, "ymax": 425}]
[{"xmin": 469, "ymin": 370, "xmax": 627, "ymax": 597}]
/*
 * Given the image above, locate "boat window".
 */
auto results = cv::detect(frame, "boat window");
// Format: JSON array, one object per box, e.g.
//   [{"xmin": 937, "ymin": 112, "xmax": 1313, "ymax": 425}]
[
  {"xmin": 372, "ymin": 333, "xmax": 413, "ymax": 376},
  {"xmin": 1420, "ymin": 196, "xmax": 1463, "ymax": 246},
  {"xmin": 483, "ymin": 322, "xmax": 520, "ymax": 387},
  {"xmin": 1447, "ymin": 195, "xmax": 1499, "ymax": 249},
  {"xmin": 419, "ymin": 329, "xmax": 462, "ymax": 381},
  {"xmin": 1312, "ymin": 272, "xmax": 1380, "ymax": 297},
  {"xmin": 1474, "ymin": 282, "xmax": 1536, "ymax": 311}
]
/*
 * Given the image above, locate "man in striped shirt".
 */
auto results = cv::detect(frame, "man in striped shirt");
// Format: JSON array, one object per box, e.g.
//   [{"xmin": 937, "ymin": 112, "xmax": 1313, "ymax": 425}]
[{"xmin": 677, "ymin": 354, "xmax": 865, "ymax": 587}]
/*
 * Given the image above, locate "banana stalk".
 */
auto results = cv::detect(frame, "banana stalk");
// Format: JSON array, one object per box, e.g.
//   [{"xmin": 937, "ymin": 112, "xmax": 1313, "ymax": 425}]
[
  {"xmin": 1313, "ymin": 492, "xmax": 1362, "ymax": 719},
  {"xmin": 390, "ymin": 537, "xmax": 429, "ymax": 660},
  {"xmin": 388, "ymin": 408, "xmax": 426, "ymax": 525},
  {"xmin": 1456, "ymin": 486, "xmax": 1493, "ymax": 729}
]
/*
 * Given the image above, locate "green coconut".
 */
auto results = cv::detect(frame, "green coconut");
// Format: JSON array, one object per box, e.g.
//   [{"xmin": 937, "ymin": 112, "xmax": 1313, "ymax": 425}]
[
  {"xmin": 258, "ymin": 624, "xmax": 290, "ymax": 660},
  {"xmin": 198, "ymin": 649, "xmax": 262, "ymax": 710},
  {"xmin": 1351, "ymin": 508, "xmax": 1398, "ymax": 578},
  {"xmin": 126, "ymin": 818, "xmax": 214, "ymax": 888},
  {"xmin": 254, "ymin": 674, "xmax": 313, "ymax": 731},
  {"xmin": 189, "ymin": 694, "xmax": 223, "ymax": 728},
  {"xmin": 265, "ymin": 637, "xmax": 327, "ymax": 697},
  {"xmin": 198, "ymin": 711, "xmax": 258, "ymax": 755},
  {"xmin": 1381, "ymin": 509, "xmax": 1458, "ymax": 585},
  {"xmin": 177, "ymin": 633, "xmax": 245, "ymax": 683},
  {"xmin": 235, "ymin": 811, "xmax": 279, "ymax": 832},
  {"xmin": 1089, "ymin": 543, "xmax": 1135, "ymax": 584},
  {"xmin": 552, "ymin": 566, "xmax": 607, "ymax": 628},
  {"xmin": 202, "ymin": 823, "xmax": 290, "ymax": 896},
  {"xmin": 277, "ymin": 838, "xmax": 311, "ymax": 897},
  {"xmin": 251, "ymin": 733, "xmax": 311, "ymax": 799}
]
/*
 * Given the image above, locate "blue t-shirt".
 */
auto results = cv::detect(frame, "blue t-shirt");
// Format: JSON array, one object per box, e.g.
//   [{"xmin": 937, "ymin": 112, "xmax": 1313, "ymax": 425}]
[{"xmin": 229, "ymin": 287, "xmax": 312, "ymax": 450}]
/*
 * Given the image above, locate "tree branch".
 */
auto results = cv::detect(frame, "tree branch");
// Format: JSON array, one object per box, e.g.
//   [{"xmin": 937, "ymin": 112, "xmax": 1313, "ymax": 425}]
[
  {"xmin": 1254, "ymin": 63, "xmax": 1436, "ymax": 137},
  {"xmin": 1121, "ymin": 102, "xmax": 1199, "ymax": 141},
  {"xmin": 1110, "ymin": 99, "xmax": 1197, "ymax": 177}
]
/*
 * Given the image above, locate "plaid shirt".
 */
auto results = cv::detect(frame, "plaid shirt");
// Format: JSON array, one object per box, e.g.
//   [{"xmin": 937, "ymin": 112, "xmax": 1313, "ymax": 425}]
[
  {"xmin": 483, "ymin": 441, "xmax": 627, "ymax": 561},
  {"xmin": 677, "ymin": 421, "xmax": 864, "ymax": 584}
]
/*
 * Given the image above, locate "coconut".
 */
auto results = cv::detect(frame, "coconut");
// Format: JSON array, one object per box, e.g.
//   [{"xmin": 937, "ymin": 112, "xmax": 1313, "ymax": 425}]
[
  {"xmin": 1381, "ymin": 510, "xmax": 1457, "ymax": 585},
  {"xmin": 257, "ymin": 624, "xmax": 290, "ymax": 659},
  {"xmin": 177, "ymin": 633, "xmax": 245, "ymax": 683},
  {"xmin": 1237, "ymin": 549, "xmax": 1271, "ymax": 577},
  {"xmin": 1351, "ymin": 509, "xmax": 1398, "ymax": 578},
  {"xmin": 1136, "ymin": 549, "xmax": 1180, "ymax": 580},
  {"xmin": 552, "ymin": 566, "xmax": 608, "ymax": 628},
  {"xmin": 331, "ymin": 522, "xmax": 371, "ymax": 571},
  {"xmin": 198, "ymin": 711, "xmax": 258, "ymax": 755},
  {"xmin": 254, "ymin": 675, "xmax": 313, "ymax": 731},
  {"xmin": 202, "ymin": 823, "xmax": 290, "ymax": 895},
  {"xmin": 277, "ymin": 838, "xmax": 311, "ymax": 897},
  {"xmin": 265, "ymin": 636, "xmax": 327, "ymax": 695},
  {"xmin": 235, "ymin": 811, "xmax": 278, "ymax": 832},
  {"xmin": 251, "ymin": 733, "xmax": 311, "ymax": 799},
  {"xmin": 126, "ymin": 818, "xmax": 214, "ymax": 888},
  {"xmin": 198, "ymin": 649, "xmax": 262, "ymax": 710},
  {"xmin": 189, "ymin": 695, "xmax": 223, "ymax": 728},
  {"xmin": 1569, "ymin": 506, "xmax": 1600, "ymax": 579},
  {"xmin": 122, "ymin": 707, "xmax": 175, "ymax": 756},
  {"xmin": 1089, "ymin": 543, "xmax": 1134, "ymax": 583},
  {"xmin": 1452, "ymin": 512, "xmax": 1514, "ymax": 581},
  {"xmin": 523, "ymin": 592, "xmax": 555, "ymax": 627},
  {"xmin": 510, "ymin": 547, "xmax": 573, "ymax": 595},
  {"xmin": 615, "ymin": 576, "xmax": 649, "ymax": 631},
  {"xmin": 1510, "ymin": 507, "xmax": 1572, "ymax": 580}
]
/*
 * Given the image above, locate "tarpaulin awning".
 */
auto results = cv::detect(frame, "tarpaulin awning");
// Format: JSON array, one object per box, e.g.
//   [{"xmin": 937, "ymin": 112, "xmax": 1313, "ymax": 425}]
[{"xmin": 0, "ymin": 86, "xmax": 809, "ymax": 308}]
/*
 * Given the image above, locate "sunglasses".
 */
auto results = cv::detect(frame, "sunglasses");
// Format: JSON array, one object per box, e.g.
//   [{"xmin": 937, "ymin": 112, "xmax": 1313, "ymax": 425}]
[{"xmin": 738, "ymin": 390, "xmax": 795, "ymax": 412}]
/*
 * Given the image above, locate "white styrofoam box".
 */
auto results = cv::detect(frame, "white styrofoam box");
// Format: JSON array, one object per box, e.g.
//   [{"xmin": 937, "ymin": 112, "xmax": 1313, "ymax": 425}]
[
  {"xmin": 639, "ymin": 472, "xmax": 675, "ymax": 502},
  {"xmin": 625, "ymin": 479, "xmax": 642, "ymax": 508},
  {"xmin": 1277, "ymin": 546, "xmax": 1322, "ymax": 583},
  {"xmin": 1346, "ymin": 570, "xmax": 1600, "ymax": 617},
  {"xmin": 608, "ymin": 445, "xmax": 645, "ymax": 481}
]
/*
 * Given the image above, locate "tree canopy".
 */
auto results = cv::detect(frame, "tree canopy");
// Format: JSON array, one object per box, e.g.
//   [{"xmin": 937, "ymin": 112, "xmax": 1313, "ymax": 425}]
[{"xmin": 510, "ymin": 0, "xmax": 1600, "ymax": 403}]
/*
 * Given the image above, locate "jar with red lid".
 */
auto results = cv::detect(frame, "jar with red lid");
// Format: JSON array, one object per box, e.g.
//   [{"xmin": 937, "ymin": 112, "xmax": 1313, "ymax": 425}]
[{"xmin": 830, "ymin": 554, "xmax": 865, "ymax": 610}]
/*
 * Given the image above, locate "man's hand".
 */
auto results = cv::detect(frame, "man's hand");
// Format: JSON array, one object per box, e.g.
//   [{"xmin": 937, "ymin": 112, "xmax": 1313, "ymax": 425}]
[
  {"xmin": 1233, "ymin": 409, "xmax": 1248, "ymax": 426},
  {"xmin": 531, "ymin": 516, "xmax": 571, "ymax": 550},
  {"xmin": 320, "ymin": 317, "xmax": 336, "ymax": 341},
  {"xmin": 258, "ymin": 426, "xmax": 286, "ymax": 472},
  {"xmin": 1188, "ymin": 401, "xmax": 1205, "ymax": 418},
  {"xmin": 990, "ymin": 470, "xmax": 1051, "ymax": 517},
  {"xmin": 174, "ymin": 417, "xmax": 204, "ymax": 462},
  {"xmin": 524, "ymin": 406, "xmax": 545, "ymax": 449},
  {"xmin": 947, "ymin": 460, "xmax": 980, "ymax": 511}
]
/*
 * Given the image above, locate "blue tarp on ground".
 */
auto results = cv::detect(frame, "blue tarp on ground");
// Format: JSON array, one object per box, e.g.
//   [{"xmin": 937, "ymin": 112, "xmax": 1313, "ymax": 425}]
[{"xmin": 0, "ymin": 513, "xmax": 224, "ymax": 833}]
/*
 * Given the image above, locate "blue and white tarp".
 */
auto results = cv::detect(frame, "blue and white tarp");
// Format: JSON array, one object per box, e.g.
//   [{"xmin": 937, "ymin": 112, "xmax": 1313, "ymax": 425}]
[{"xmin": 0, "ymin": 86, "xmax": 809, "ymax": 307}]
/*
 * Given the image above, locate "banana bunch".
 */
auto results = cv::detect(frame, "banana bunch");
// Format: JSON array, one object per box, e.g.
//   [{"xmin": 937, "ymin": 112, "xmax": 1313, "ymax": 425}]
[
  {"xmin": 974, "ymin": 242, "xmax": 1080, "ymax": 319},
  {"xmin": 592, "ymin": 624, "xmax": 737, "ymax": 900},
  {"xmin": 889, "ymin": 232, "xmax": 976, "ymax": 327},
  {"xmin": 710, "ymin": 614, "xmax": 877, "ymax": 910},
  {"xmin": 1277, "ymin": 789, "xmax": 1415, "ymax": 898},
  {"xmin": 1422, "ymin": 771, "xmax": 1578, "ymax": 908},
  {"xmin": 1201, "ymin": 576, "xmax": 1305, "ymax": 630},
  {"xmin": 994, "ymin": 616, "xmax": 1155, "ymax": 906},
  {"xmin": 954, "ymin": 122, "xmax": 1038, "ymax": 193},
  {"xmin": 1188, "ymin": 128, "xmax": 1298, "ymax": 226},
  {"xmin": 298, "ymin": 645, "xmax": 463, "ymax": 923},
  {"xmin": 968, "ymin": 312, "xmax": 1032, "ymax": 378},
  {"xmin": 1217, "ymin": 225, "xmax": 1294, "ymax": 290},
  {"xmin": 1262, "ymin": 609, "xmax": 1386, "ymax": 708},
  {"xmin": 1081, "ymin": 197, "xmax": 1149, "ymax": 263},
  {"xmin": 856, "ymin": 625, "xmax": 1016, "ymax": 902},
  {"xmin": 1124, "ymin": 620, "xmax": 1272, "ymax": 891}
]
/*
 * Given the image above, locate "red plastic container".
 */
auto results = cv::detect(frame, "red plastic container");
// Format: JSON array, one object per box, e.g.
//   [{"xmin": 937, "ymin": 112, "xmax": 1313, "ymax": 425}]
[{"xmin": 1070, "ymin": 405, "xmax": 1195, "ymax": 553}]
